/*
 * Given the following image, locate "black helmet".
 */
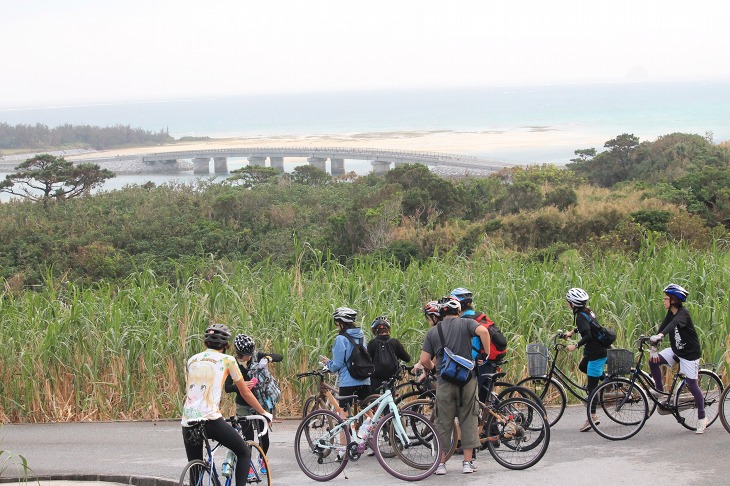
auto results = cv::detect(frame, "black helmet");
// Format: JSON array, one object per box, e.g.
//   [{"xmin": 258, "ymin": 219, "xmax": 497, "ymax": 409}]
[
  {"xmin": 204, "ymin": 323, "xmax": 231, "ymax": 348},
  {"xmin": 371, "ymin": 316, "xmax": 391, "ymax": 333},
  {"xmin": 234, "ymin": 334, "xmax": 255, "ymax": 356}
]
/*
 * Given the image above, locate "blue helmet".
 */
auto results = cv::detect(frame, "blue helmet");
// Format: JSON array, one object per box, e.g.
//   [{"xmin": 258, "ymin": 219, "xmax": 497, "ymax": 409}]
[
  {"xmin": 450, "ymin": 287, "xmax": 473, "ymax": 303},
  {"xmin": 663, "ymin": 283, "xmax": 688, "ymax": 302}
]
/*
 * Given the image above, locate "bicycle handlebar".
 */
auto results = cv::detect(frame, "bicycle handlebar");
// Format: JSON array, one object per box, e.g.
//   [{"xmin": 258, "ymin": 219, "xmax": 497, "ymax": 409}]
[
  {"xmin": 295, "ymin": 367, "xmax": 331, "ymax": 379},
  {"xmin": 230, "ymin": 414, "xmax": 269, "ymax": 438}
]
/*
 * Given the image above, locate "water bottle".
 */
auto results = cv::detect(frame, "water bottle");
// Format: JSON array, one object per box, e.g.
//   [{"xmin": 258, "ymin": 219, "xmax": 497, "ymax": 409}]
[
  {"xmin": 357, "ymin": 418, "xmax": 373, "ymax": 440},
  {"xmin": 221, "ymin": 450, "xmax": 236, "ymax": 478}
]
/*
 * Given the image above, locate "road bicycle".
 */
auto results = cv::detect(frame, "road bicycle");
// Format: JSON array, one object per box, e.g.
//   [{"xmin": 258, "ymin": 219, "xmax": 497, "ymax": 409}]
[
  {"xmin": 401, "ymin": 367, "xmax": 549, "ymax": 470},
  {"xmin": 720, "ymin": 384, "xmax": 730, "ymax": 434},
  {"xmin": 294, "ymin": 381, "xmax": 443, "ymax": 481},
  {"xmin": 587, "ymin": 335, "xmax": 723, "ymax": 440},
  {"xmin": 179, "ymin": 415, "xmax": 271, "ymax": 486},
  {"xmin": 517, "ymin": 330, "xmax": 650, "ymax": 426}
]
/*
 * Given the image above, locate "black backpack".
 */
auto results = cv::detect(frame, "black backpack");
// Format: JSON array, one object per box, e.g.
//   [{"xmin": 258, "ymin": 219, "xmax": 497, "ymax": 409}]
[
  {"xmin": 342, "ymin": 334, "xmax": 375, "ymax": 379},
  {"xmin": 371, "ymin": 338, "xmax": 399, "ymax": 380},
  {"xmin": 580, "ymin": 311, "xmax": 617, "ymax": 348}
]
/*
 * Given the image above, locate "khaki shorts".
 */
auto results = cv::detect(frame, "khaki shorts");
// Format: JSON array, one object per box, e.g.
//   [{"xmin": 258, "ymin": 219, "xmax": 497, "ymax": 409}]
[{"xmin": 435, "ymin": 377, "xmax": 480, "ymax": 451}]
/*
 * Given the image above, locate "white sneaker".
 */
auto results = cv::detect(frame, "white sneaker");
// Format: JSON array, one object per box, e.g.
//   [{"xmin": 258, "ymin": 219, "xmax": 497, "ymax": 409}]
[
  {"xmin": 462, "ymin": 461, "xmax": 475, "ymax": 474},
  {"xmin": 435, "ymin": 463, "xmax": 446, "ymax": 475},
  {"xmin": 696, "ymin": 417, "xmax": 708, "ymax": 434},
  {"xmin": 468, "ymin": 460, "xmax": 477, "ymax": 471}
]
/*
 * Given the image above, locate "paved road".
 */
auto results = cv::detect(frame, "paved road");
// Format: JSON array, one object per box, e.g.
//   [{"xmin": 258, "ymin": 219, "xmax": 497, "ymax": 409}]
[{"xmin": 2, "ymin": 406, "xmax": 728, "ymax": 486}]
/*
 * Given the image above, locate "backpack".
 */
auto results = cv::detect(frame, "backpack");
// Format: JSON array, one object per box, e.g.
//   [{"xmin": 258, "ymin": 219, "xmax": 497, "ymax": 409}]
[
  {"xmin": 342, "ymin": 334, "xmax": 375, "ymax": 380},
  {"xmin": 580, "ymin": 311, "xmax": 617, "ymax": 348},
  {"xmin": 371, "ymin": 338, "xmax": 399, "ymax": 380},
  {"xmin": 472, "ymin": 313, "xmax": 508, "ymax": 360},
  {"xmin": 248, "ymin": 359, "xmax": 282, "ymax": 411}
]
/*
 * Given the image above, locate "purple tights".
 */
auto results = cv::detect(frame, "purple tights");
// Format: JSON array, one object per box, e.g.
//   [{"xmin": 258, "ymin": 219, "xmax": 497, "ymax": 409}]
[{"xmin": 649, "ymin": 356, "xmax": 705, "ymax": 419}]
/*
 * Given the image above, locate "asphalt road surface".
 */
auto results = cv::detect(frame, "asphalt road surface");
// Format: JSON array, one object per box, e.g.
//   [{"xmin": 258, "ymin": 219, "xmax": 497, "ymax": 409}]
[{"xmin": 2, "ymin": 406, "xmax": 728, "ymax": 486}]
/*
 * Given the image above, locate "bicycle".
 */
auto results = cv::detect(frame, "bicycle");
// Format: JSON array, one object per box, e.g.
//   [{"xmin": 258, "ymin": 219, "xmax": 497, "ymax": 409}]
[
  {"xmin": 297, "ymin": 367, "xmax": 342, "ymax": 417},
  {"xmin": 720, "ymin": 384, "xmax": 730, "ymax": 434},
  {"xmin": 401, "ymin": 367, "xmax": 550, "ymax": 470},
  {"xmin": 294, "ymin": 377, "xmax": 443, "ymax": 481},
  {"xmin": 587, "ymin": 335, "xmax": 724, "ymax": 440},
  {"xmin": 180, "ymin": 415, "xmax": 271, "ymax": 486},
  {"xmin": 517, "ymin": 330, "xmax": 649, "ymax": 426}
]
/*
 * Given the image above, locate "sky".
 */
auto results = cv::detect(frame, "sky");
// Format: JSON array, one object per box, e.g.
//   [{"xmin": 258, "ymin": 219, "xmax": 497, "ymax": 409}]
[{"xmin": 2, "ymin": 0, "xmax": 729, "ymax": 108}]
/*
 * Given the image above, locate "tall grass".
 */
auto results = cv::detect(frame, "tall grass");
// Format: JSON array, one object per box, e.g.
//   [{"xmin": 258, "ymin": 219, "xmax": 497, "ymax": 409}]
[{"xmin": 1, "ymin": 240, "xmax": 728, "ymax": 422}]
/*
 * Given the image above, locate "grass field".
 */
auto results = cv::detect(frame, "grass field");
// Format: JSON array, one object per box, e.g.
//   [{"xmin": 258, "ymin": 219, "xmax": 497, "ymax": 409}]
[{"xmin": 1, "ymin": 240, "xmax": 728, "ymax": 422}]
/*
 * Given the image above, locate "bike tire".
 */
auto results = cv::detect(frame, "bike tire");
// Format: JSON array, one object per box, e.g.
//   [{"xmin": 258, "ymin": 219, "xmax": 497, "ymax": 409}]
[
  {"xmin": 246, "ymin": 442, "xmax": 272, "ymax": 485},
  {"xmin": 497, "ymin": 385, "xmax": 547, "ymax": 416},
  {"xmin": 179, "ymin": 459, "xmax": 212, "ymax": 486},
  {"xmin": 397, "ymin": 398, "xmax": 453, "ymax": 461},
  {"xmin": 372, "ymin": 410, "xmax": 442, "ymax": 481},
  {"xmin": 294, "ymin": 409, "xmax": 349, "ymax": 481},
  {"xmin": 484, "ymin": 396, "xmax": 550, "ymax": 470},
  {"xmin": 302, "ymin": 395, "xmax": 318, "ymax": 417},
  {"xmin": 720, "ymin": 385, "xmax": 730, "ymax": 434},
  {"xmin": 516, "ymin": 376, "xmax": 566, "ymax": 426},
  {"xmin": 588, "ymin": 377, "xmax": 648, "ymax": 441},
  {"xmin": 675, "ymin": 369, "xmax": 723, "ymax": 431},
  {"xmin": 634, "ymin": 369, "xmax": 658, "ymax": 418}
]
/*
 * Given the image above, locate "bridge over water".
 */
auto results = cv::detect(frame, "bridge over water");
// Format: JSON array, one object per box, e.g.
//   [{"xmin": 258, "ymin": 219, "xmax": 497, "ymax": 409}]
[{"xmin": 133, "ymin": 147, "xmax": 515, "ymax": 175}]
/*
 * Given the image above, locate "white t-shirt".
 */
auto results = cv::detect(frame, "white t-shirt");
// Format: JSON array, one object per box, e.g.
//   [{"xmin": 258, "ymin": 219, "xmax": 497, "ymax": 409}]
[{"xmin": 181, "ymin": 349, "xmax": 243, "ymax": 426}]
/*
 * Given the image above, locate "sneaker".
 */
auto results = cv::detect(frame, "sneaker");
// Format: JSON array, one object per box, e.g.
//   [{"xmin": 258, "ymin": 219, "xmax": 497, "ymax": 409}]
[
  {"xmin": 696, "ymin": 417, "xmax": 708, "ymax": 434},
  {"xmin": 248, "ymin": 467, "xmax": 257, "ymax": 481},
  {"xmin": 591, "ymin": 413, "xmax": 600, "ymax": 426},
  {"xmin": 462, "ymin": 461, "xmax": 475, "ymax": 474},
  {"xmin": 579, "ymin": 420, "xmax": 592, "ymax": 432},
  {"xmin": 258, "ymin": 456, "xmax": 267, "ymax": 474},
  {"xmin": 468, "ymin": 460, "xmax": 477, "ymax": 471},
  {"xmin": 435, "ymin": 463, "xmax": 446, "ymax": 475},
  {"xmin": 336, "ymin": 447, "xmax": 346, "ymax": 462}
]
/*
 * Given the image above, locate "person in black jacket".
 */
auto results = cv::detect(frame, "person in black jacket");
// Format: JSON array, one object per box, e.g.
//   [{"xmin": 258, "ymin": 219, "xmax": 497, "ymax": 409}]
[
  {"xmin": 224, "ymin": 334, "xmax": 282, "ymax": 457},
  {"xmin": 367, "ymin": 316, "xmax": 411, "ymax": 395},
  {"xmin": 563, "ymin": 287, "xmax": 608, "ymax": 432}
]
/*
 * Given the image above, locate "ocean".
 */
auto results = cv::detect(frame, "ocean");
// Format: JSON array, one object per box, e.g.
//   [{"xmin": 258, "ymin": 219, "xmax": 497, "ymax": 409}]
[{"xmin": 1, "ymin": 80, "xmax": 729, "ymax": 198}]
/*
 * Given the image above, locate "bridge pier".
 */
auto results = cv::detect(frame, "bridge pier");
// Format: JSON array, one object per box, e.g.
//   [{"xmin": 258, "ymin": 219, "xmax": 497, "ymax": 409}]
[
  {"xmin": 248, "ymin": 156, "xmax": 267, "ymax": 167},
  {"xmin": 213, "ymin": 157, "xmax": 228, "ymax": 174},
  {"xmin": 269, "ymin": 156, "xmax": 284, "ymax": 173},
  {"xmin": 330, "ymin": 158, "xmax": 345, "ymax": 176},
  {"xmin": 193, "ymin": 157, "xmax": 210, "ymax": 174},
  {"xmin": 307, "ymin": 157, "xmax": 327, "ymax": 172},
  {"xmin": 371, "ymin": 160, "xmax": 391, "ymax": 175}
]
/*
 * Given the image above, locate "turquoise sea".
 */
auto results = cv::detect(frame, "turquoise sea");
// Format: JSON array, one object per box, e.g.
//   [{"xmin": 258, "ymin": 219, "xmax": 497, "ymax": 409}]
[{"xmin": 1, "ymin": 80, "xmax": 729, "ymax": 198}]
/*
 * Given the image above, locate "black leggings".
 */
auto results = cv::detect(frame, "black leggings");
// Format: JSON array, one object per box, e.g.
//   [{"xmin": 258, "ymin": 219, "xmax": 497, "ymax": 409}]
[
  {"xmin": 579, "ymin": 357, "xmax": 602, "ymax": 414},
  {"xmin": 183, "ymin": 418, "xmax": 251, "ymax": 485},
  {"xmin": 241, "ymin": 419, "xmax": 270, "ymax": 454}
]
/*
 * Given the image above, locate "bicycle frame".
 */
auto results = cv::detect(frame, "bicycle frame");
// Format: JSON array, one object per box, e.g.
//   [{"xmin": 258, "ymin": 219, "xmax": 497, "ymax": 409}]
[{"xmin": 543, "ymin": 334, "xmax": 590, "ymax": 402}]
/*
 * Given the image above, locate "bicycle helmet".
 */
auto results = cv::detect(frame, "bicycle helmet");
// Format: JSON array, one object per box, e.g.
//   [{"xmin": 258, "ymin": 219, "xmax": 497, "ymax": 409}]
[
  {"xmin": 663, "ymin": 283, "xmax": 688, "ymax": 302},
  {"xmin": 565, "ymin": 288, "xmax": 589, "ymax": 307},
  {"xmin": 204, "ymin": 323, "xmax": 231, "ymax": 348},
  {"xmin": 423, "ymin": 300, "xmax": 441, "ymax": 316},
  {"xmin": 438, "ymin": 296, "xmax": 462, "ymax": 313},
  {"xmin": 371, "ymin": 316, "xmax": 391, "ymax": 332},
  {"xmin": 450, "ymin": 287, "xmax": 473, "ymax": 303},
  {"xmin": 234, "ymin": 333, "xmax": 255, "ymax": 356},
  {"xmin": 333, "ymin": 306, "xmax": 357, "ymax": 324}
]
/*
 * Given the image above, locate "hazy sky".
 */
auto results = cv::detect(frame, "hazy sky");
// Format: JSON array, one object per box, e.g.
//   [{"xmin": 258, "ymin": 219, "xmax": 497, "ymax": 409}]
[{"xmin": 2, "ymin": 0, "xmax": 729, "ymax": 108}]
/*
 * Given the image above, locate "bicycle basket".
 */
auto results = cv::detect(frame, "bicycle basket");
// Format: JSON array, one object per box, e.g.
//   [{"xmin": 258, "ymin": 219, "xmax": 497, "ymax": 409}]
[
  {"xmin": 607, "ymin": 348, "xmax": 634, "ymax": 375},
  {"xmin": 526, "ymin": 343, "xmax": 549, "ymax": 377}
]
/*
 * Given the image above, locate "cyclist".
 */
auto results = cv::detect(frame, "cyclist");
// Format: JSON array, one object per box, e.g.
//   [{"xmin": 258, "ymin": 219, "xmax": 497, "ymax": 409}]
[
  {"xmin": 182, "ymin": 323, "xmax": 273, "ymax": 486},
  {"xmin": 319, "ymin": 307, "xmax": 373, "ymax": 459},
  {"xmin": 224, "ymin": 334, "xmax": 282, "ymax": 460},
  {"xmin": 367, "ymin": 316, "xmax": 411, "ymax": 395},
  {"xmin": 417, "ymin": 296, "xmax": 491, "ymax": 475},
  {"xmin": 563, "ymin": 288, "xmax": 607, "ymax": 432},
  {"xmin": 423, "ymin": 300, "xmax": 443, "ymax": 327},
  {"xmin": 648, "ymin": 283, "xmax": 706, "ymax": 433}
]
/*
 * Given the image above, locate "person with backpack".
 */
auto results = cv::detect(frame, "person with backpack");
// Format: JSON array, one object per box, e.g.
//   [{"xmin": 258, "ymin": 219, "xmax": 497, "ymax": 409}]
[
  {"xmin": 648, "ymin": 284, "xmax": 707, "ymax": 434},
  {"xmin": 224, "ymin": 333, "xmax": 282, "ymax": 462},
  {"xmin": 450, "ymin": 287, "xmax": 508, "ymax": 402},
  {"xmin": 563, "ymin": 287, "xmax": 608, "ymax": 432},
  {"xmin": 367, "ymin": 316, "xmax": 411, "ymax": 395},
  {"xmin": 417, "ymin": 296, "xmax": 491, "ymax": 475}
]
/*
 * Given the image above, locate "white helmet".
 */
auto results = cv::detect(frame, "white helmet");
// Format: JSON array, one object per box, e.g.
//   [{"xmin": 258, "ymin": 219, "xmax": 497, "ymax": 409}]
[
  {"xmin": 333, "ymin": 306, "xmax": 357, "ymax": 324},
  {"xmin": 566, "ymin": 288, "xmax": 589, "ymax": 306}
]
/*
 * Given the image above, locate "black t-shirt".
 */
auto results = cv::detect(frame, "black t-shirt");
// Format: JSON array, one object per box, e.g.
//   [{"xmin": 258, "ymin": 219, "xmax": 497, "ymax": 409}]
[{"xmin": 658, "ymin": 307, "xmax": 701, "ymax": 360}]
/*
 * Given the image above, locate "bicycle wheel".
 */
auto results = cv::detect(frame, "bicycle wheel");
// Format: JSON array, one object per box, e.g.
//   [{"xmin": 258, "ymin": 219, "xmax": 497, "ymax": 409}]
[
  {"xmin": 397, "ymin": 398, "xmax": 453, "ymax": 461},
  {"xmin": 372, "ymin": 410, "xmax": 442, "ymax": 481},
  {"xmin": 302, "ymin": 395, "xmax": 318, "ymax": 417},
  {"xmin": 179, "ymin": 459, "xmax": 211, "ymax": 486},
  {"xmin": 246, "ymin": 442, "xmax": 271, "ymax": 486},
  {"xmin": 675, "ymin": 369, "xmax": 723, "ymax": 431},
  {"xmin": 483, "ymin": 397, "xmax": 550, "ymax": 470},
  {"xmin": 634, "ymin": 370, "xmax": 658, "ymax": 417},
  {"xmin": 294, "ymin": 409, "xmax": 349, "ymax": 481},
  {"xmin": 497, "ymin": 385, "xmax": 547, "ymax": 415},
  {"xmin": 720, "ymin": 385, "xmax": 730, "ymax": 434},
  {"xmin": 516, "ymin": 376, "xmax": 566, "ymax": 426},
  {"xmin": 588, "ymin": 378, "xmax": 648, "ymax": 440}
]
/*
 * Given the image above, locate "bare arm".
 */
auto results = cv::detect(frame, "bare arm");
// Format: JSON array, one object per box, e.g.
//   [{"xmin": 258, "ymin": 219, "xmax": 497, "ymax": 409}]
[{"xmin": 417, "ymin": 350, "xmax": 434, "ymax": 371}]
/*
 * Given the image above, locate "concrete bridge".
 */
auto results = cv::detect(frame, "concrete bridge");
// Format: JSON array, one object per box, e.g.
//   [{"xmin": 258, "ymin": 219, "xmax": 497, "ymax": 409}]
[{"xmin": 138, "ymin": 147, "xmax": 515, "ymax": 175}]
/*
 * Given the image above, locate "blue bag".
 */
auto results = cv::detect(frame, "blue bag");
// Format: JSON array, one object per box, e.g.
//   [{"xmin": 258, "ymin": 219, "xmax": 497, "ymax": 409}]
[{"xmin": 437, "ymin": 322, "xmax": 474, "ymax": 386}]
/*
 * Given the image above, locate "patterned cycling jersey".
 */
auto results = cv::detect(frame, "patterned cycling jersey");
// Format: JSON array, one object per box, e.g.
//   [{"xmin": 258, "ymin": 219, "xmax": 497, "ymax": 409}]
[{"xmin": 181, "ymin": 349, "xmax": 243, "ymax": 426}]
